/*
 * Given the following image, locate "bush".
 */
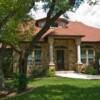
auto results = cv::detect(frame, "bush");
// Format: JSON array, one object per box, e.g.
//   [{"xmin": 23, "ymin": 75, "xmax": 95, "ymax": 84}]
[
  {"xmin": 9, "ymin": 72, "xmax": 28, "ymax": 92},
  {"xmin": 17, "ymin": 74, "xmax": 28, "ymax": 92},
  {"xmin": 95, "ymin": 51, "xmax": 100, "ymax": 60},
  {"xmin": 85, "ymin": 66, "xmax": 98, "ymax": 75},
  {"xmin": 47, "ymin": 67, "xmax": 55, "ymax": 77},
  {"xmin": 12, "ymin": 72, "xmax": 19, "ymax": 88},
  {"xmin": 32, "ymin": 66, "xmax": 47, "ymax": 78}
]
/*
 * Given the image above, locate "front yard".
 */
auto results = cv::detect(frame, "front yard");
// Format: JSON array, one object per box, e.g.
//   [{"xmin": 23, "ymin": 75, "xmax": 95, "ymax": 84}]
[{"xmin": 4, "ymin": 77, "xmax": 100, "ymax": 100}]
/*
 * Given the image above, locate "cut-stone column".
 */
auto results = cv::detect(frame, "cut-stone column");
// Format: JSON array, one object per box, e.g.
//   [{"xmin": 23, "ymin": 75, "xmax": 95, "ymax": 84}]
[
  {"xmin": 76, "ymin": 38, "xmax": 82, "ymax": 64},
  {"xmin": 76, "ymin": 38, "xmax": 83, "ymax": 72},
  {"xmin": 86, "ymin": 50, "xmax": 89, "ymax": 65},
  {"xmin": 48, "ymin": 37, "xmax": 55, "ymax": 66}
]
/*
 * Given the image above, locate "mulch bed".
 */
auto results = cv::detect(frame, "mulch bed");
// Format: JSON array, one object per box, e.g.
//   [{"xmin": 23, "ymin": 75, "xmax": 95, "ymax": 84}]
[
  {"xmin": 0, "ymin": 87, "xmax": 33, "ymax": 99},
  {"xmin": 0, "ymin": 90, "xmax": 16, "ymax": 98}
]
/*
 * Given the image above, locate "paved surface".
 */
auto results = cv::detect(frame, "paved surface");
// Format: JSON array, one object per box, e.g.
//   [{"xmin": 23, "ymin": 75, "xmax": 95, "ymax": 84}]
[{"xmin": 55, "ymin": 71, "xmax": 100, "ymax": 80}]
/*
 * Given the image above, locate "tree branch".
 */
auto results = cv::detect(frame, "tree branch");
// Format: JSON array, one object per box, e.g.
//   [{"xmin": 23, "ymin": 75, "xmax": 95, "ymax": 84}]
[
  {"xmin": 0, "ymin": 40, "xmax": 21, "ymax": 54},
  {"xmin": 46, "ymin": 0, "xmax": 56, "ymax": 22},
  {"xmin": 31, "ymin": 10, "xmax": 65, "ymax": 46},
  {"xmin": 9, "ymin": 43, "xmax": 21, "ymax": 54}
]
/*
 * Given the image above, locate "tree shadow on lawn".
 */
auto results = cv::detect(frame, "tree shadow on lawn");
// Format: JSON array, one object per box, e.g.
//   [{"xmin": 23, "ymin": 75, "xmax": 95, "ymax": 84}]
[{"xmin": 6, "ymin": 84, "xmax": 100, "ymax": 100}]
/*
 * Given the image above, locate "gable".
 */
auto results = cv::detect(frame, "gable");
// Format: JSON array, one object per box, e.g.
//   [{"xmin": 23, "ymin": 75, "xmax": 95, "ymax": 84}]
[{"xmin": 35, "ymin": 18, "xmax": 68, "ymax": 28}]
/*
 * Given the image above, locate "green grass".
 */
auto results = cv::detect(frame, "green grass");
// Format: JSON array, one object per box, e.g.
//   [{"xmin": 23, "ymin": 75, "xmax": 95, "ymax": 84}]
[{"xmin": 3, "ymin": 77, "xmax": 100, "ymax": 100}]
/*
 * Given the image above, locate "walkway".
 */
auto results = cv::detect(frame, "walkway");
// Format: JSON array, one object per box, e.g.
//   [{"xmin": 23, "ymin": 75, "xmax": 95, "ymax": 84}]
[{"xmin": 55, "ymin": 71, "xmax": 100, "ymax": 80}]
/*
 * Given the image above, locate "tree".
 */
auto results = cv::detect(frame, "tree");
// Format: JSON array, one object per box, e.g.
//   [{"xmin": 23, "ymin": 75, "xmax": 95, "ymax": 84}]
[
  {"xmin": 0, "ymin": 0, "xmax": 35, "ymax": 90},
  {"xmin": 18, "ymin": 0, "xmax": 75, "ymax": 91},
  {"xmin": 0, "ymin": 0, "xmax": 75, "ymax": 91}
]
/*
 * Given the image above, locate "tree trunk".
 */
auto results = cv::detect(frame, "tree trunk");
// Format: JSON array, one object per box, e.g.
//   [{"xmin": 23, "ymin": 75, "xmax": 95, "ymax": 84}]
[
  {"xmin": 0, "ymin": 44, "xmax": 6, "ymax": 90},
  {"xmin": 0, "ymin": 64, "xmax": 5, "ymax": 90},
  {"xmin": 17, "ymin": 8, "xmax": 67, "ymax": 92},
  {"xmin": 18, "ymin": 50, "xmax": 29, "ymax": 92}
]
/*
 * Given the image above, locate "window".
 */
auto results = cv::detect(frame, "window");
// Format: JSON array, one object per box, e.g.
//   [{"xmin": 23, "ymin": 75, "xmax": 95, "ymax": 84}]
[
  {"xmin": 81, "ymin": 48, "xmax": 95, "ymax": 65},
  {"xmin": 39, "ymin": 21, "xmax": 58, "ymax": 28},
  {"xmin": 81, "ymin": 49, "xmax": 86, "ymax": 64},
  {"xmin": 74, "ymin": 0, "xmax": 83, "ymax": 9},
  {"xmin": 88, "ymin": 49, "xmax": 94, "ymax": 65},
  {"xmin": 27, "ymin": 53, "xmax": 33, "ymax": 65},
  {"xmin": 50, "ymin": 22, "xmax": 58, "ymax": 28},
  {"xmin": 35, "ymin": 48, "xmax": 42, "ymax": 65},
  {"xmin": 39, "ymin": 22, "xmax": 45, "ymax": 28}
]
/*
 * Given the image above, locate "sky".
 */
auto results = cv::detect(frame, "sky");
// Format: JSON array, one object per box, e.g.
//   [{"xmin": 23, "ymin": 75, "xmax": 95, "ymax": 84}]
[
  {"xmin": 30, "ymin": 0, "xmax": 100, "ymax": 29},
  {"xmin": 67, "ymin": 0, "xmax": 100, "ymax": 28}
]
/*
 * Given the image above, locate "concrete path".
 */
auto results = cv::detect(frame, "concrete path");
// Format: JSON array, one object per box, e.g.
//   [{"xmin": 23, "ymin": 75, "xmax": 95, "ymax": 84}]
[{"xmin": 55, "ymin": 71, "xmax": 100, "ymax": 80}]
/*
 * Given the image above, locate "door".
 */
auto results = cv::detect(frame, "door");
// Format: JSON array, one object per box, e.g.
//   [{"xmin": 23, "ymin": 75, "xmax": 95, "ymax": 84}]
[{"xmin": 56, "ymin": 50, "xmax": 64, "ymax": 70}]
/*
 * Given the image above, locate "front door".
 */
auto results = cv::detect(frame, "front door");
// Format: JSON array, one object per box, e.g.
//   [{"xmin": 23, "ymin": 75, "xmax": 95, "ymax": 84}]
[{"xmin": 56, "ymin": 50, "xmax": 64, "ymax": 70}]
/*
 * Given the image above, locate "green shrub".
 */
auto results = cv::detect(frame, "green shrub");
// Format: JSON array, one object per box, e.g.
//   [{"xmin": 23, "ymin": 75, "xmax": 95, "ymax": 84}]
[
  {"xmin": 85, "ymin": 66, "xmax": 98, "ymax": 75},
  {"xmin": 12, "ymin": 72, "xmax": 19, "ymax": 88},
  {"xmin": 9, "ymin": 72, "xmax": 28, "ymax": 92},
  {"xmin": 95, "ymin": 51, "xmax": 100, "ymax": 60},
  {"xmin": 17, "ymin": 74, "xmax": 28, "ymax": 92},
  {"xmin": 47, "ymin": 67, "xmax": 55, "ymax": 77},
  {"xmin": 32, "ymin": 66, "xmax": 47, "ymax": 78}
]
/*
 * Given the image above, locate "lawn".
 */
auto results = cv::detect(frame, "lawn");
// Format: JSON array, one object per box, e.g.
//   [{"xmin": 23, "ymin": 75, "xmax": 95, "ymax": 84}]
[{"xmin": 3, "ymin": 77, "xmax": 100, "ymax": 100}]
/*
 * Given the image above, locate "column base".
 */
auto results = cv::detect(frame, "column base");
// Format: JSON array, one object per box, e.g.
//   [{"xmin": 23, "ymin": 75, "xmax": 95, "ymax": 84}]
[
  {"xmin": 76, "ymin": 63, "xmax": 85, "ymax": 73},
  {"xmin": 48, "ymin": 63, "xmax": 56, "ymax": 77},
  {"xmin": 49, "ymin": 63, "xmax": 56, "ymax": 70},
  {"xmin": 27, "ymin": 65, "xmax": 33, "ymax": 77}
]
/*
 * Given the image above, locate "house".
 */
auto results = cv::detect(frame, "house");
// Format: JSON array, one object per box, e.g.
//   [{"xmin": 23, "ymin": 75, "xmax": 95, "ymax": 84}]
[
  {"xmin": 1, "ymin": 17, "xmax": 100, "ymax": 76},
  {"xmin": 26, "ymin": 18, "xmax": 100, "ymax": 74}
]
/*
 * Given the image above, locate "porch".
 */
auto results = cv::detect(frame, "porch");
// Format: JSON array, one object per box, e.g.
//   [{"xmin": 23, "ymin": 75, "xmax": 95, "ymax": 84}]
[{"xmin": 48, "ymin": 36, "xmax": 82, "ymax": 71}]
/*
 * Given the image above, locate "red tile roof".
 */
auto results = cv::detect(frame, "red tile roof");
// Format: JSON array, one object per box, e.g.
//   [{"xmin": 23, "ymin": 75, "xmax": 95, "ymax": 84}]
[
  {"xmin": 66, "ymin": 22, "xmax": 100, "ymax": 42},
  {"xmin": 35, "ymin": 21, "xmax": 100, "ymax": 42}
]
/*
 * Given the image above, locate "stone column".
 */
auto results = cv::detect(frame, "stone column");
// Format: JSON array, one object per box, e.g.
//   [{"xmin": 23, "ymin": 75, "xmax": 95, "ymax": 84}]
[
  {"xmin": 86, "ymin": 49, "xmax": 89, "ymax": 65},
  {"xmin": 76, "ymin": 38, "xmax": 82, "ymax": 64},
  {"xmin": 48, "ymin": 37, "xmax": 55, "ymax": 67},
  {"xmin": 76, "ymin": 38, "xmax": 83, "ymax": 72}
]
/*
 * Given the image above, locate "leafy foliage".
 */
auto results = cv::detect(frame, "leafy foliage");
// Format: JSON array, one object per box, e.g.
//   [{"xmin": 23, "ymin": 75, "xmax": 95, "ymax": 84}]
[
  {"xmin": 85, "ymin": 66, "xmax": 98, "ymax": 75},
  {"xmin": 0, "ymin": 0, "xmax": 35, "ymax": 49},
  {"xmin": 47, "ymin": 67, "xmax": 55, "ymax": 77},
  {"xmin": 17, "ymin": 73, "xmax": 28, "ymax": 92},
  {"xmin": 0, "ymin": 0, "xmax": 75, "ymax": 91},
  {"xmin": 34, "ymin": 0, "xmax": 74, "ymax": 17},
  {"xmin": 95, "ymin": 51, "xmax": 100, "ymax": 60}
]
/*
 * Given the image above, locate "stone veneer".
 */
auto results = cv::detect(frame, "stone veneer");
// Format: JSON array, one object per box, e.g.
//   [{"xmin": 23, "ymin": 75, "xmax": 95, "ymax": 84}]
[
  {"xmin": 54, "ymin": 39, "xmax": 77, "ymax": 70},
  {"xmin": 13, "ymin": 39, "xmax": 100, "ymax": 75},
  {"xmin": 81, "ymin": 42, "xmax": 100, "ymax": 57},
  {"xmin": 32, "ymin": 41, "xmax": 100, "ymax": 71},
  {"xmin": 28, "ymin": 38, "xmax": 77, "ymax": 72}
]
